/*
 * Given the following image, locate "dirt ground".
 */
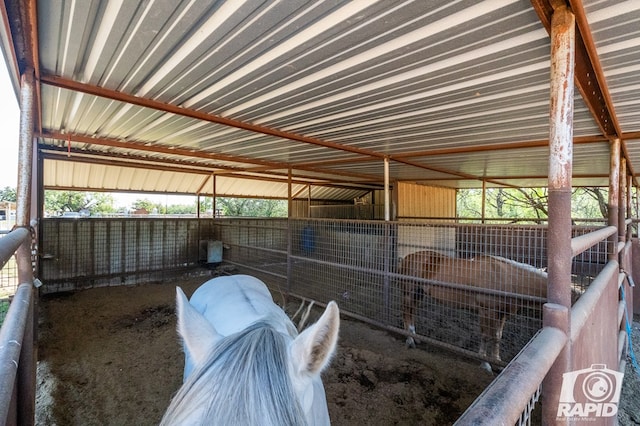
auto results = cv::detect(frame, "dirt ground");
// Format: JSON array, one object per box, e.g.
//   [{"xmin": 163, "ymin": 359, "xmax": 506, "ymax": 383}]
[{"xmin": 35, "ymin": 274, "xmax": 640, "ymax": 425}]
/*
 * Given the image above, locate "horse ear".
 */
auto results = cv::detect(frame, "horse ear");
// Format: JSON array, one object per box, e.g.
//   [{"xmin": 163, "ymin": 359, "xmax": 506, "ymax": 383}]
[
  {"xmin": 176, "ymin": 287, "xmax": 221, "ymax": 367},
  {"xmin": 290, "ymin": 301, "xmax": 339, "ymax": 377}
]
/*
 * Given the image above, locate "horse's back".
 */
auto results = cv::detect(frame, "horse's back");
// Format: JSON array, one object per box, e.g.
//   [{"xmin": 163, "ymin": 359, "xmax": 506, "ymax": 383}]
[
  {"xmin": 188, "ymin": 275, "xmax": 292, "ymax": 336},
  {"xmin": 400, "ymin": 250, "xmax": 547, "ymax": 307}
]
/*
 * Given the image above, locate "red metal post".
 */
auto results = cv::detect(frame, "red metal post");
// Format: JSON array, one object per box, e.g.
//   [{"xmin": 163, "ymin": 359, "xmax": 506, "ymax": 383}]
[
  {"xmin": 542, "ymin": 5, "xmax": 575, "ymax": 424},
  {"xmin": 619, "ymin": 157, "xmax": 626, "ymax": 244}
]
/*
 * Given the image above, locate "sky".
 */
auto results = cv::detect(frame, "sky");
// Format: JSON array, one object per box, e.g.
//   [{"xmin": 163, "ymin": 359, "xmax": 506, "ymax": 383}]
[
  {"xmin": 0, "ymin": 58, "xmax": 19, "ymax": 190},
  {"xmin": 0, "ymin": 56, "xmax": 195, "ymax": 209}
]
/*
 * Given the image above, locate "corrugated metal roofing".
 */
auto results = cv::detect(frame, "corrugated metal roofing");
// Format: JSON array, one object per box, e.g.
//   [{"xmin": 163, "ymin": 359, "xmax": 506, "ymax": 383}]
[{"xmin": 2, "ymin": 0, "xmax": 639, "ymax": 199}]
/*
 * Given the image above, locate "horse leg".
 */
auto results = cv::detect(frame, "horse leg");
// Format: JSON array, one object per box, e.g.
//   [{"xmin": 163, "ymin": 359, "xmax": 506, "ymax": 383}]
[
  {"xmin": 403, "ymin": 283, "xmax": 422, "ymax": 348},
  {"xmin": 478, "ymin": 308, "xmax": 504, "ymax": 372},
  {"xmin": 478, "ymin": 312, "xmax": 492, "ymax": 372},
  {"xmin": 490, "ymin": 314, "xmax": 508, "ymax": 363}
]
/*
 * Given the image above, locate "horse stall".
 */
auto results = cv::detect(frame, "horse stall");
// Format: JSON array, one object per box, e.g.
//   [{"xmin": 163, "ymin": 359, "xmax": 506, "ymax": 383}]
[
  {"xmin": 31, "ymin": 215, "xmax": 631, "ymax": 425},
  {"xmin": 35, "ymin": 217, "xmax": 501, "ymax": 425},
  {"xmin": 2, "ymin": 2, "xmax": 640, "ymax": 425}
]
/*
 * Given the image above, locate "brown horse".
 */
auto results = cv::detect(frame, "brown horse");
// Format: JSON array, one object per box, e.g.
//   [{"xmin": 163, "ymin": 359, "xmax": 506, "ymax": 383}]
[{"xmin": 400, "ymin": 250, "xmax": 547, "ymax": 369}]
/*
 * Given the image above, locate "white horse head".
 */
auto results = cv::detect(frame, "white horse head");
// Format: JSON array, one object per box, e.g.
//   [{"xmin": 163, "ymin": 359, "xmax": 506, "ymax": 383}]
[{"xmin": 161, "ymin": 275, "xmax": 339, "ymax": 426}]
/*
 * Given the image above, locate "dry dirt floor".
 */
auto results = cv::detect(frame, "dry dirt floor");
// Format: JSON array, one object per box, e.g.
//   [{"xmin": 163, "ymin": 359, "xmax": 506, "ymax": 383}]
[{"xmin": 35, "ymin": 273, "xmax": 640, "ymax": 425}]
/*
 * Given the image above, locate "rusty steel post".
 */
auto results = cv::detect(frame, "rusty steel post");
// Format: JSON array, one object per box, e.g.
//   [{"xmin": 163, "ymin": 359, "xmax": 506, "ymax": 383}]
[
  {"xmin": 14, "ymin": 67, "xmax": 37, "ymax": 426},
  {"xmin": 542, "ymin": 5, "xmax": 575, "ymax": 425},
  {"xmin": 286, "ymin": 168, "xmax": 292, "ymax": 299},
  {"xmin": 18, "ymin": 67, "xmax": 37, "ymax": 426},
  {"xmin": 619, "ymin": 157, "xmax": 626, "ymax": 244},
  {"xmin": 608, "ymin": 139, "xmax": 620, "ymax": 260},
  {"xmin": 626, "ymin": 175, "xmax": 632, "ymax": 241},
  {"xmin": 384, "ymin": 157, "xmax": 390, "ymax": 221},
  {"xmin": 481, "ymin": 180, "xmax": 486, "ymax": 224}
]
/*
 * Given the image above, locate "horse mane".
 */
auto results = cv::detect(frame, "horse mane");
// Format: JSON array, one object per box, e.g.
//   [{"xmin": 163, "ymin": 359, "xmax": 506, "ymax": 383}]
[
  {"xmin": 160, "ymin": 320, "xmax": 307, "ymax": 426},
  {"xmin": 480, "ymin": 254, "xmax": 548, "ymax": 278}
]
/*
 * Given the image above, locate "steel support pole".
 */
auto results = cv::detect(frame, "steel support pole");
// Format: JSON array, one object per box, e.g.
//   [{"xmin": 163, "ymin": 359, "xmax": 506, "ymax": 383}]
[
  {"xmin": 626, "ymin": 175, "xmax": 632, "ymax": 241},
  {"xmin": 542, "ymin": 5, "xmax": 575, "ymax": 425},
  {"xmin": 212, "ymin": 173, "xmax": 216, "ymax": 217},
  {"xmin": 481, "ymin": 180, "xmax": 486, "ymax": 224},
  {"xmin": 14, "ymin": 67, "xmax": 36, "ymax": 426},
  {"xmin": 619, "ymin": 157, "xmax": 626, "ymax": 244},
  {"xmin": 286, "ymin": 168, "xmax": 292, "ymax": 298},
  {"xmin": 384, "ymin": 157, "xmax": 390, "ymax": 221},
  {"xmin": 609, "ymin": 139, "xmax": 620, "ymax": 260}
]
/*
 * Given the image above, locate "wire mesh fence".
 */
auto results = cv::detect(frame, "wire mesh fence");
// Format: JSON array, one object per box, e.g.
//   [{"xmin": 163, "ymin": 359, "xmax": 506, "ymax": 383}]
[
  {"xmin": 217, "ymin": 218, "xmax": 610, "ymax": 364},
  {"xmin": 36, "ymin": 216, "xmax": 611, "ymax": 364},
  {"xmin": 0, "ymin": 233, "xmax": 19, "ymax": 325}
]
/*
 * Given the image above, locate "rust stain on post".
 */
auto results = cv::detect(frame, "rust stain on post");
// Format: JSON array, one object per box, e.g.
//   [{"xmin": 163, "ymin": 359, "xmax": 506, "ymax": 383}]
[
  {"xmin": 548, "ymin": 5, "xmax": 575, "ymax": 191},
  {"xmin": 544, "ymin": 5, "xmax": 575, "ymax": 425}
]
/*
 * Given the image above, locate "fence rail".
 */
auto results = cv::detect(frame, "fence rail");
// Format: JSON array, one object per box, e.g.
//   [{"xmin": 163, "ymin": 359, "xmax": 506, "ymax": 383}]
[
  {"xmin": 456, "ymin": 224, "xmax": 630, "ymax": 425},
  {"xmin": 0, "ymin": 227, "xmax": 35, "ymax": 425},
  {"xmin": 455, "ymin": 325, "xmax": 567, "ymax": 424}
]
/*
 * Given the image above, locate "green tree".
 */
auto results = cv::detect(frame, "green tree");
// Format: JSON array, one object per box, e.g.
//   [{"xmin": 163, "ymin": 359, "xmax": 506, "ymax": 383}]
[
  {"xmin": 575, "ymin": 187, "xmax": 608, "ymax": 218},
  {"xmin": 456, "ymin": 189, "xmax": 483, "ymax": 218},
  {"xmin": 133, "ymin": 198, "xmax": 164, "ymax": 214},
  {"xmin": 90, "ymin": 193, "xmax": 118, "ymax": 215},
  {"xmin": 490, "ymin": 188, "xmax": 549, "ymax": 220},
  {"xmin": 45, "ymin": 190, "xmax": 116, "ymax": 216},
  {"xmin": 216, "ymin": 198, "xmax": 287, "ymax": 217},
  {"xmin": 457, "ymin": 187, "xmax": 609, "ymax": 222},
  {"xmin": 0, "ymin": 187, "xmax": 16, "ymax": 202},
  {"xmin": 166, "ymin": 203, "xmax": 197, "ymax": 215},
  {"xmin": 198, "ymin": 197, "xmax": 214, "ymax": 216}
]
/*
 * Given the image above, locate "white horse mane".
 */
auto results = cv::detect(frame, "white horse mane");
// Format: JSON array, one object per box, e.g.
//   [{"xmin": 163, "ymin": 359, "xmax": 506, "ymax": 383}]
[
  {"xmin": 161, "ymin": 319, "xmax": 307, "ymax": 426},
  {"xmin": 482, "ymin": 254, "xmax": 548, "ymax": 278},
  {"xmin": 162, "ymin": 276, "xmax": 339, "ymax": 426}
]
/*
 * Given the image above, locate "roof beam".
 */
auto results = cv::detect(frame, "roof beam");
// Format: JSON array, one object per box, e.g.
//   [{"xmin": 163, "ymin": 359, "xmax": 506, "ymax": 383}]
[
  {"xmin": 531, "ymin": 0, "xmax": 636, "ymax": 184},
  {"xmin": 41, "ymin": 151, "xmax": 341, "ymax": 188},
  {"xmin": 39, "ymin": 129, "xmax": 288, "ymax": 170},
  {"xmin": 41, "ymin": 151, "xmax": 215, "ymax": 176},
  {"xmin": 39, "ymin": 73, "xmax": 389, "ymax": 160},
  {"xmin": 531, "ymin": 0, "xmax": 618, "ymax": 138},
  {"xmin": 5, "ymin": 0, "xmax": 42, "ymax": 131},
  {"xmin": 295, "ymin": 136, "xmax": 607, "ymax": 169},
  {"xmin": 39, "ymin": 144, "xmax": 241, "ymax": 173},
  {"xmin": 38, "ymin": 74, "xmax": 526, "ymax": 187},
  {"xmin": 568, "ymin": 0, "xmax": 622, "ymax": 138},
  {"xmin": 39, "ymin": 130, "xmax": 383, "ymax": 183}
]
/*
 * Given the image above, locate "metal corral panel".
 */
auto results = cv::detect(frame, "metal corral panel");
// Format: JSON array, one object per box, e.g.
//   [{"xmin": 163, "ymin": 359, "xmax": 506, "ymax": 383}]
[
  {"xmin": 396, "ymin": 182, "xmax": 456, "ymax": 219},
  {"xmin": 38, "ymin": 218, "xmax": 217, "ymax": 292}
]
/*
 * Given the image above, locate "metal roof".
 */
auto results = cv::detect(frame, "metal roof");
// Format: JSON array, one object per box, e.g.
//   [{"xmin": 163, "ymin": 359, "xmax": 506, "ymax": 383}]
[{"xmin": 2, "ymin": 0, "xmax": 639, "ymax": 199}]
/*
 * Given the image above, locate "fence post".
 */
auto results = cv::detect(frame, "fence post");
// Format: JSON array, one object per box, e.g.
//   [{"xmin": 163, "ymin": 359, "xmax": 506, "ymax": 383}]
[
  {"xmin": 609, "ymin": 139, "xmax": 620, "ymax": 260},
  {"xmin": 542, "ymin": 4, "xmax": 575, "ymax": 424}
]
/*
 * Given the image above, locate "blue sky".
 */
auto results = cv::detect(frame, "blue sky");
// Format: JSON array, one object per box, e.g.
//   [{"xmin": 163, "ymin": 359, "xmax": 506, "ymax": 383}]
[{"xmin": 0, "ymin": 58, "xmax": 19, "ymax": 190}]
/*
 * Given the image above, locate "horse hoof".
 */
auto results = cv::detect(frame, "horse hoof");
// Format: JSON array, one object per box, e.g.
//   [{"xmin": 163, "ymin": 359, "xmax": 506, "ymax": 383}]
[
  {"xmin": 405, "ymin": 337, "xmax": 416, "ymax": 348},
  {"xmin": 480, "ymin": 361, "xmax": 493, "ymax": 372}
]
